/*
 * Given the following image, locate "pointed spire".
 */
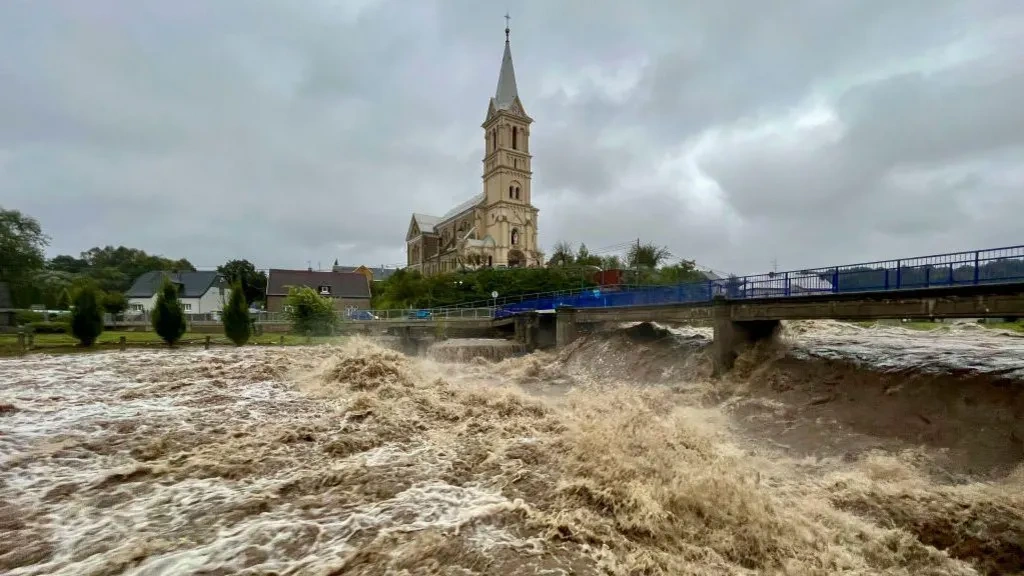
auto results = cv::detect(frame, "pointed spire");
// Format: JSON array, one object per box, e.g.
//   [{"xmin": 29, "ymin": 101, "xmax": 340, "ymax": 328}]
[{"xmin": 493, "ymin": 15, "xmax": 519, "ymax": 110}]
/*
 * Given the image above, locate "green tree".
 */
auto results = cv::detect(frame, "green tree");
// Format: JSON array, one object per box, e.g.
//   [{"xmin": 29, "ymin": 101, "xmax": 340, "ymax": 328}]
[
  {"xmin": 79, "ymin": 246, "xmax": 194, "ymax": 293},
  {"xmin": 373, "ymin": 266, "xmax": 595, "ymax": 309},
  {"xmin": 546, "ymin": 241, "xmax": 575, "ymax": 267},
  {"xmin": 217, "ymin": 259, "xmax": 267, "ymax": 306},
  {"xmin": 222, "ymin": 281, "xmax": 251, "ymax": 346},
  {"xmin": 151, "ymin": 278, "xmax": 187, "ymax": 345},
  {"xmin": 83, "ymin": 267, "xmax": 130, "ymax": 293},
  {"xmin": 0, "ymin": 208, "xmax": 49, "ymax": 306},
  {"xmin": 627, "ymin": 241, "xmax": 671, "ymax": 269},
  {"xmin": 47, "ymin": 255, "xmax": 89, "ymax": 274},
  {"xmin": 285, "ymin": 286, "xmax": 336, "ymax": 336},
  {"xmin": 372, "ymin": 268, "xmax": 427, "ymax": 309},
  {"xmin": 55, "ymin": 288, "xmax": 71, "ymax": 310},
  {"xmin": 103, "ymin": 292, "xmax": 129, "ymax": 316},
  {"xmin": 70, "ymin": 283, "xmax": 105, "ymax": 347},
  {"xmin": 600, "ymin": 255, "xmax": 624, "ymax": 270},
  {"xmin": 30, "ymin": 269, "xmax": 75, "ymax": 308},
  {"xmin": 575, "ymin": 243, "xmax": 603, "ymax": 268},
  {"xmin": 657, "ymin": 260, "xmax": 705, "ymax": 285}
]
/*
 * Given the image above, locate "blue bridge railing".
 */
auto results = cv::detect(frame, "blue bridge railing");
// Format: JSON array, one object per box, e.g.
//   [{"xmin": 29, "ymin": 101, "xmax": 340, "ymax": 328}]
[{"xmin": 492, "ymin": 244, "xmax": 1024, "ymax": 318}]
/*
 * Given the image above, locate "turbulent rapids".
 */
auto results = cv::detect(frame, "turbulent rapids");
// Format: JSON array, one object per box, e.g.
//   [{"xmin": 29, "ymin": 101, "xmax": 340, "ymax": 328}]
[{"xmin": 1, "ymin": 321, "xmax": 1023, "ymax": 575}]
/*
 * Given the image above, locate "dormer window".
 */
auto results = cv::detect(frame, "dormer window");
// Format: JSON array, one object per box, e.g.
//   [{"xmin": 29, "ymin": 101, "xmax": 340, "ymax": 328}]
[{"xmin": 318, "ymin": 285, "xmax": 332, "ymax": 296}]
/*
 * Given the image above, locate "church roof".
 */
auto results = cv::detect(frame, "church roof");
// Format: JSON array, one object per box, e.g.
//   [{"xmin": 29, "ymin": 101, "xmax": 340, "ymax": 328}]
[
  {"xmin": 493, "ymin": 35, "xmax": 519, "ymax": 111},
  {"xmin": 412, "ymin": 213, "xmax": 440, "ymax": 233},
  {"xmin": 440, "ymin": 193, "xmax": 485, "ymax": 223}
]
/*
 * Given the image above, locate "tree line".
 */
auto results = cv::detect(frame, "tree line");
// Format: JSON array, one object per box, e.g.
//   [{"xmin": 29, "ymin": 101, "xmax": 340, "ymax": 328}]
[
  {"xmin": 372, "ymin": 240, "xmax": 709, "ymax": 309},
  {"xmin": 1, "ymin": 207, "xmax": 268, "ymax": 311},
  {"xmin": 4, "ymin": 205, "xmax": 712, "ymax": 320}
]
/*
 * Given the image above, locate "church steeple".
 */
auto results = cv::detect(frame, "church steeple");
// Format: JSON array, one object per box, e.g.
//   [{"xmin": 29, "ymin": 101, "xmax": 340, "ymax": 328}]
[
  {"xmin": 494, "ymin": 16, "xmax": 519, "ymax": 110},
  {"xmin": 481, "ymin": 15, "xmax": 534, "ymax": 214}
]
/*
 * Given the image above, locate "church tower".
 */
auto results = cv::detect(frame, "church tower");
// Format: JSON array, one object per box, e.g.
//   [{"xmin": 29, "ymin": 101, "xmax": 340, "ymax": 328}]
[{"xmin": 480, "ymin": 19, "xmax": 539, "ymax": 268}]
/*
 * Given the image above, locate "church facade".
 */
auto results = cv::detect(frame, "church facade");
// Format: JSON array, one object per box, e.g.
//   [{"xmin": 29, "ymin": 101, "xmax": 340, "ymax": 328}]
[{"xmin": 405, "ymin": 25, "xmax": 540, "ymax": 275}]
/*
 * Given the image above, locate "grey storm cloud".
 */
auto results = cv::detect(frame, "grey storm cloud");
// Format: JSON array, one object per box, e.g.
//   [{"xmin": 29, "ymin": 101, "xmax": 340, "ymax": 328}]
[{"xmin": 1, "ymin": 0, "xmax": 1021, "ymax": 274}]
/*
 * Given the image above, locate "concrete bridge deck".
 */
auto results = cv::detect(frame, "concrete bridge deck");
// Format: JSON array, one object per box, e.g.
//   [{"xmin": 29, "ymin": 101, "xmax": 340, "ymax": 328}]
[{"xmin": 518, "ymin": 283, "xmax": 1024, "ymax": 374}]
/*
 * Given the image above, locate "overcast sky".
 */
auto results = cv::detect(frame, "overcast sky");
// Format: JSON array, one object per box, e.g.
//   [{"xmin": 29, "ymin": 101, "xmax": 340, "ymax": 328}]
[{"xmin": 1, "ymin": 1, "xmax": 1022, "ymax": 275}]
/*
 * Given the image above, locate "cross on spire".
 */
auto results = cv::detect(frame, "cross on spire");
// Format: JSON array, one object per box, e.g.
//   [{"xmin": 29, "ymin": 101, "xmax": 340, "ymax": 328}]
[{"xmin": 504, "ymin": 12, "xmax": 510, "ymax": 41}]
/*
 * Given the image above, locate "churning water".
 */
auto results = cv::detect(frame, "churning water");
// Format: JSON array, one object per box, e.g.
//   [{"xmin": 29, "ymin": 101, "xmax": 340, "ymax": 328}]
[{"xmin": 1, "ymin": 321, "xmax": 1022, "ymax": 575}]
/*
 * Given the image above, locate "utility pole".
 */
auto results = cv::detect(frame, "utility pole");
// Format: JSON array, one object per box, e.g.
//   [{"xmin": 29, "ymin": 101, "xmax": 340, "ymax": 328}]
[{"xmin": 635, "ymin": 238, "xmax": 641, "ymax": 287}]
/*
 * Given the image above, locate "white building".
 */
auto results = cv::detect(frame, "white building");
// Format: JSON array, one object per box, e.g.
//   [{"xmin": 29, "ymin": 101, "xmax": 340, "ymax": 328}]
[{"xmin": 126, "ymin": 271, "xmax": 230, "ymax": 314}]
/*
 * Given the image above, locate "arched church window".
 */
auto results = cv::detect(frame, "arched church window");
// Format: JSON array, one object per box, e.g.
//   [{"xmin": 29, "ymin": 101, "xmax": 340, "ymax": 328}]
[
  {"xmin": 511, "ymin": 228, "xmax": 519, "ymax": 246},
  {"xmin": 512, "ymin": 127, "xmax": 518, "ymax": 150},
  {"xmin": 515, "ymin": 187, "xmax": 521, "ymax": 199},
  {"xmin": 509, "ymin": 185, "xmax": 514, "ymax": 199}
]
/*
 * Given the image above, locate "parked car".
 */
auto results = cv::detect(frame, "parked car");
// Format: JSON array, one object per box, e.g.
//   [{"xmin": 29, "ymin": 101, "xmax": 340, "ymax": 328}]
[{"xmin": 346, "ymin": 309, "xmax": 379, "ymax": 321}]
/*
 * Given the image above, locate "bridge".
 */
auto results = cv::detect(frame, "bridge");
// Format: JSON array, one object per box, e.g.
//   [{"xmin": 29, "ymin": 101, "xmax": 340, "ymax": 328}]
[{"xmin": 462, "ymin": 244, "xmax": 1024, "ymax": 373}]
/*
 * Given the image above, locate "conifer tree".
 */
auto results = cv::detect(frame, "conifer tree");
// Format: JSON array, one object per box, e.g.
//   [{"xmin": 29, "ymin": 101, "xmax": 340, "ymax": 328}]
[
  {"xmin": 222, "ymin": 281, "xmax": 251, "ymax": 346},
  {"xmin": 70, "ymin": 283, "xmax": 104, "ymax": 346},
  {"xmin": 152, "ymin": 277, "xmax": 187, "ymax": 345},
  {"xmin": 55, "ymin": 288, "xmax": 71, "ymax": 310}
]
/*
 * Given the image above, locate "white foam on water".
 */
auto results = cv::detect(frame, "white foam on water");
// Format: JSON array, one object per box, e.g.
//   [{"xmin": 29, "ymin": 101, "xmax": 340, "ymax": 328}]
[
  {"xmin": 0, "ymin": 349, "xmax": 530, "ymax": 575},
  {"xmin": 785, "ymin": 319, "xmax": 1024, "ymax": 377}
]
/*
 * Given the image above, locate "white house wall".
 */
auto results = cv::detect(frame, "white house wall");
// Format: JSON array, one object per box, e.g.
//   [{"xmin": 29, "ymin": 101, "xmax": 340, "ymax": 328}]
[
  {"xmin": 193, "ymin": 286, "xmax": 229, "ymax": 313},
  {"xmin": 127, "ymin": 287, "xmax": 229, "ymax": 313},
  {"xmin": 127, "ymin": 296, "xmax": 157, "ymax": 312}
]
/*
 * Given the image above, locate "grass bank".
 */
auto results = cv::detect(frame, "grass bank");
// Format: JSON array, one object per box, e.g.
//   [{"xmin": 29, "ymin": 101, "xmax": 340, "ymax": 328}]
[{"xmin": 0, "ymin": 331, "xmax": 347, "ymax": 357}]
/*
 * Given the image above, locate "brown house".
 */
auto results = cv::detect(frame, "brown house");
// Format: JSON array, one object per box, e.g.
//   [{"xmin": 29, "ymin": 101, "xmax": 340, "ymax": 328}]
[{"xmin": 265, "ymin": 269, "xmax": 372, "ymax": 313}]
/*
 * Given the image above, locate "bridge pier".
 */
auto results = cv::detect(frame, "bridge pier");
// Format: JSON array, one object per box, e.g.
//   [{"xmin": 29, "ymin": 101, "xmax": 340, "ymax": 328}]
[
  {"xmin": 396, "ymin": 326, "xmax": 427, "ymax": 356},
  {"xmin": 555, "ymin": 307, "xmax": 578, "ymax": 348},
  {"xmin": 712, "ymin": 297, "xmax": 780, "ymax": 375},
  {"xmin": 514, "ymin": 312, "xmax": 540, "ymax": 350}
]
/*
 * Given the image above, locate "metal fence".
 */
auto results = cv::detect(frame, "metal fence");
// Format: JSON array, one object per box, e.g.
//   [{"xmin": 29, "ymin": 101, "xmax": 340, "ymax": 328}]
[{"xmin": 491, "ymin": 245, "xmax": 1024, "ymax": 316}]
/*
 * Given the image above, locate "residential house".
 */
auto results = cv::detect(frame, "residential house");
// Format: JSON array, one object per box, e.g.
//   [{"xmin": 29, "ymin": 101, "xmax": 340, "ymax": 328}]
[
  {"xmin": 265, "ymin": 269, "xmax": 372, "ymax": 313},
  {"xmin": 126, "ymin": 271, "xmax": 230, "ymax": 313}
]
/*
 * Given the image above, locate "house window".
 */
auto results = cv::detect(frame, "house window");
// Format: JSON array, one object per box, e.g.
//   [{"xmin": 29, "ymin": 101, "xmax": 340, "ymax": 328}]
[
  {"xmin": 318, "ymin": 285, "xmax": 332, "ymax": 295},
  {"xmin": 183, "ymin": 303, "xmax": 192, "ymax": 311},
  {"xmin": 130, "ymin": 304, "xmax": 144, "ymax": 312},
  {"xmin": 511, "ymin": 229, "xmax": 519, "ymax": 246}
]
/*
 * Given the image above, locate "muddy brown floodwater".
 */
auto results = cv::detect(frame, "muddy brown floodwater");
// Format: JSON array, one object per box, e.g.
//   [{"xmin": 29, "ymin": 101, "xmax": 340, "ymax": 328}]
[{"xmin": 1, "ymin": 320, "xmax": 1022, "ymax": 575}]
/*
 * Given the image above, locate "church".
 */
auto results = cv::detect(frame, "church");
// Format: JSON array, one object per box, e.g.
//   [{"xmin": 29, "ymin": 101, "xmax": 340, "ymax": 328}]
[{"xmin": 405, "ymin": 23, "xmax": 540, "ymax": 275}]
